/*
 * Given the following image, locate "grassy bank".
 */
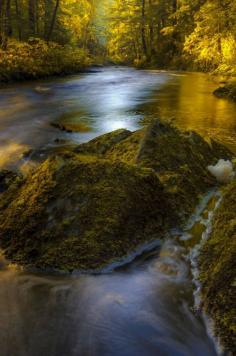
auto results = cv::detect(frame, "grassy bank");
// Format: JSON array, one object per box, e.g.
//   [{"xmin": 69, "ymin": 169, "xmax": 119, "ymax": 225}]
[{"xmin": 0, "ymin": 39, "xmax": 92, "ymax": 83}]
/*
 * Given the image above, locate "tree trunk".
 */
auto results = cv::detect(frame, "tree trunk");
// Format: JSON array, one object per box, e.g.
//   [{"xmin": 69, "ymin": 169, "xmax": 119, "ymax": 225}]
[
  {"xmin": 172, "ymin": 0, "xmax": 177, "ymax": 25},
  {"xmin": 0, "ymin": 0, "xmax": 4, "ymax": 45},
  {"xmin": 35, "ymin": 0, "xmax": 39, "ymax": 35},
  {"xmin": 44, "ymin": 0, "xmax": 51, "ymax": 39},
  {"xmin": 148, "ymin": 0, "xmax": 154, "ymax": 57},
  {"xmin": 5, "ymin": 0, "xmax": 12, "ymax": 37},
  {"xmin": 28, "ymin": 0, "xmax": 35, "ymax": 36},
  {"xmin": 45, "ymin": 0, "xmax": 59, "ymax": 42},
  {"xmin": 217, "ymin": 0, "xmax": 222, "ymax": 56},
  {"xmin": 15, "ymin": 0, "xmax": 22, "ymax": 40},
  {"xmin": 1, "ymin": 0, "xmax": 11, "ymax": 48},
  {"xmin": 141, "ymin": 0, "xmax": 147, "ymax": 57}
]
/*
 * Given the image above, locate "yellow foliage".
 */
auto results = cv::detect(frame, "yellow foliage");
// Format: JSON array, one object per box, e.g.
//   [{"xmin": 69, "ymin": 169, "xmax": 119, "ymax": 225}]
[{"xmin": 0, "ymin": 39, "xmax": 91, "ymax": 82}]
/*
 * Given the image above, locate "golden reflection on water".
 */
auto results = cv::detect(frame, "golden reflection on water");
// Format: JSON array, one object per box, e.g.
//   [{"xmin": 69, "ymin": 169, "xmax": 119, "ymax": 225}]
[
  {"xmin": 143, "ymin": 72, "xmax": 236, "ymax": 153},
  {"xmin": 0, "ymin": 142, "xmax": 28, "ymax": 169}
]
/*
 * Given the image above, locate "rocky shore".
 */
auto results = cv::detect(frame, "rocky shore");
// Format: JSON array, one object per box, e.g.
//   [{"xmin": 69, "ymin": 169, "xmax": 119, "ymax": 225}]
[{"xmin": 199, "ymin": 178, "xmax": 236, "ymax": 354}]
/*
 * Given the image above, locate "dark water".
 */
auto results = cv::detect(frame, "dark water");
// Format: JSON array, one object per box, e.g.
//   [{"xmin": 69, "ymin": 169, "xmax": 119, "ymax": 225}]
[
  {"xmin": 0, "ymin": 67, "xmax": 235, "ymax": 356},
  {"xmin": 0, "ymin": 191, "xmax": 220, "ymax": 356}
]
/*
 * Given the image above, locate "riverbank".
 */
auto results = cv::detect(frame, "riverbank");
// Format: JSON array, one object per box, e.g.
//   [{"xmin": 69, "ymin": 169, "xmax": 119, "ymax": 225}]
[
  {"xmin": 0, "ymin": 39, "xmax": 93, "ymax": 84},
  {"xmin": 0, "ymin": 42, "xmax": 235, "ymax": 87}
]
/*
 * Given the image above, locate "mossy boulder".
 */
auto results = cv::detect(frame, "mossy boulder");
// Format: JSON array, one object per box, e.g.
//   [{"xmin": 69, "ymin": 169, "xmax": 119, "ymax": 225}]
[
  {"xmin": 75, "ymin": 128, "xmax": 132, "ymax": 155},
  {"xmin": 77, "ymin": 120, "xmax": 232, "ymax": 220},
  {"xmin": 0, "ymin": 170, "xmax": 21, "ymax": 193},
  {"xmin": 213, "ymin": 84, "xmax": 236, "ymax": 102},
  {"xmin": 199, "ymin": 179, "xmax": 236, "ymax": 353},
  {"xmin": 135, "ymin": 121, "xmax": 232, "ymax": 219},
  {"xmin": 0, "ymin": 154, "xmax": 172, "ymax": 271},
  {"xmin": 0, "ymin": 120, "xmax": 233, "ymax": 271}
]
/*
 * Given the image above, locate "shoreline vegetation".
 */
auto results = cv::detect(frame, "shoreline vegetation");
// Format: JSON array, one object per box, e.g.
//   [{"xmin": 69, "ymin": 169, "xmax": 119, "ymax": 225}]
[
  {"xmin": 0, "ymin": 39, "xmax": 93, "ymax": 84},
  {"xmin": 0, "ymin": 0, "xmax": 235, "ymax": 84}
]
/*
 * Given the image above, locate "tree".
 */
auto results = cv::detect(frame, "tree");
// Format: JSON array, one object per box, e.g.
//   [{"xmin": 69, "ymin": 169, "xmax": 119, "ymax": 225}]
[
  {"xmin": 184, "ymin": 0, "xmax": 236, "ymax": 71},
  {"xmin": 15, "ymin": 0, "xmax": 22, "ymax": 40},
  {"xmin": 45, "ymin": 0, "xmax": 59, "ymax": 41},
  {"xmin": 29, "ymin": 0, "xmax": 36, "ymax": 36}
]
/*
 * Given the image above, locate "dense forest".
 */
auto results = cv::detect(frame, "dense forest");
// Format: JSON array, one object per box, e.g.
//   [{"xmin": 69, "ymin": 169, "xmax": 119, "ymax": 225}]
[
  {"xmin": 107, "ymin": 0, "xmax": 236, "ymax": 73},
  {"xmin": 0, "ymin": 0, "xmax": 235, "ymax": 81},
  {"xmin": 0, "ymin": 0, "xmax": 105, "ymax": 80}
]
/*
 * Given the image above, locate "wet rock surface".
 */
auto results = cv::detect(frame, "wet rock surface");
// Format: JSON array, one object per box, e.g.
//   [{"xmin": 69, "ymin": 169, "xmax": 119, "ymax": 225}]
[
  {"xmin": 0, "ymin": 170, "xmax": 21, "ymax": 193},
  {"xmin": 0, "ymin": 120, "xmax": 233, "ymax": 271},
  {"xmin": 199, "ymin": 179, "xmax": 236, "ymax": 353},
  {"xmin": 213, "ymin": 84, "xmax": 236, "ymax": 102},
  {"xmin": 51, "ymin": 111, "xmax": 92, "ymax": 133}
]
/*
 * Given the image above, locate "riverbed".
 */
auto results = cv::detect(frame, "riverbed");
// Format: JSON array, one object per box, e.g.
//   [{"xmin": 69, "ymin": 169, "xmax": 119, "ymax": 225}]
[{"xmin": 0, "ymin": 67, "xmax": 235, "ymax": 356}]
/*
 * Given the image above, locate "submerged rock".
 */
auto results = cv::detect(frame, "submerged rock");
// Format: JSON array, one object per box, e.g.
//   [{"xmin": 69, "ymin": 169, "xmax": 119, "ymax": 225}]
[
  {"xmin": 213, "ymin": 84, "xmax": 236, "ymax": 102},
  {"xmin": 51, "ymin": 111, "xmax": 91, "ymax": 133},
  {"xmin": 35, "ymin": 86, "xmax": 52, "ymax": 94},
  {"xmin": 199, "ymin": 179, "xmax": 236, "ymax": 353},
  {"xmin": 0, "ymin": 119, "xmax": 233, "ymax": 271}
]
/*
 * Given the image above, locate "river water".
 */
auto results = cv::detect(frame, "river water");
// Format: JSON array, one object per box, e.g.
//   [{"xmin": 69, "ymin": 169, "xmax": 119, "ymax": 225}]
[
  {"xmin": 0, "ymin": 67, "xmax": 235, "ymax": 356},
  {"xmin": 0, "ymin": 67, "xmax": 235, "ymax": 169}
]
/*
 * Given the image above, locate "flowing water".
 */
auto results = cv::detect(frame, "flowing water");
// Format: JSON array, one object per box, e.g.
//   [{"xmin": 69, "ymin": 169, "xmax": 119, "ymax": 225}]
[
  {"xmin": 0, "ymin": 67, "xmax": 235, "ymax": 356},
  {"xmin": 0, "ymin": 67, "xmax": 235, "ymax": 169}
]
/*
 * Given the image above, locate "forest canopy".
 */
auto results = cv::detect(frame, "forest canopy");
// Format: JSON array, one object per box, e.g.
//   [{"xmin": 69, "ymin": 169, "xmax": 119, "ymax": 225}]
[{"xmin": 0, "ymin": 0, "xmax": 235, "ymax": 78}]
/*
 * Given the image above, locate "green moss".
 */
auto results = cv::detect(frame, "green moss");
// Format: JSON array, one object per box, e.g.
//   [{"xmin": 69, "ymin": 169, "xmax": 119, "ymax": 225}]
[
  {"xmin": 0, "ymin": 153, "xmax": 173, "ymax": 270},
  {"xmin": 199, "ymin": 179, "xmax": 236, "ymax": 353},
  {"xmin": 75, "ymin": 128, "xmax": 133, "ymax": 156},
  {"xmin": 106, "ymin": 120, "xmax": 232, "ymax": 221},
  {"xmin": 104, "ymin": 130, "xmax": 144, "ymax": 164}
]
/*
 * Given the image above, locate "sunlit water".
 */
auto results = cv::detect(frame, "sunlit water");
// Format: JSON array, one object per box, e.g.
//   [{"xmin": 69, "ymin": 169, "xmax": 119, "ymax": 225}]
[
  {"xmin": 0, "ymin": 67, "xmax": 235, "ymax": 168},
  {"xmin": 0, "ymin": 67, "xmax": 235, "ymax": 356}
]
